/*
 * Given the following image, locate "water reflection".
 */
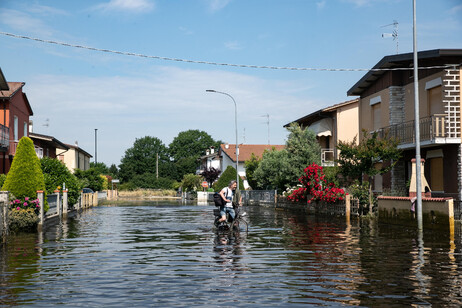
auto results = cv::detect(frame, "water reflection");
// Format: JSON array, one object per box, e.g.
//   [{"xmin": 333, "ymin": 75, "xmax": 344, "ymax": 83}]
[{"xmin": 2, "ymin": 203, "xmax": 462, "ymax": 306}]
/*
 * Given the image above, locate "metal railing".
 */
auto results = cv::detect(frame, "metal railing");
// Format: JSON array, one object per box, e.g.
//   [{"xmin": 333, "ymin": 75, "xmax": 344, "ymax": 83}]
[
  {"xmin": 377, "ymin": 114, "xmax": 450, "ymax": 145},
  {"xmin": 242, "ymin": 190, "xmax": 277, "ymax": 205},
  {"xmin": 9, "ymin": 141, "xmax": 43, "ymax": 158}
]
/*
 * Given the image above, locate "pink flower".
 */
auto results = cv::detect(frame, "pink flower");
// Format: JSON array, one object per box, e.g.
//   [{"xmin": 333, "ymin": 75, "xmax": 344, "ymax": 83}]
[
  {"xmin": 24, "ymin": 202, "xmax": 28, "ymax": 206},
  {"xmin": 16, "ymin": 207, "xmax": 20, "ymax": 210},
  {"xmin": 25, "ymin": 197, "xmax": 29, "ymax": 201}
]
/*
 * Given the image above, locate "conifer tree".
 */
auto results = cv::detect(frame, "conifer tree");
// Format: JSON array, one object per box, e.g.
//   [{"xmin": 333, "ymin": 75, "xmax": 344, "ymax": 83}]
[{"xmin": 2, "ymin": 137, "xmax": 47, "ymax": 204}]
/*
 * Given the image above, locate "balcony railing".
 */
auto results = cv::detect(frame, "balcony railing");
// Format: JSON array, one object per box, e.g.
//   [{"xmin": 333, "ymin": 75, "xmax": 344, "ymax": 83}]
[
  {"xmin": 9, "ymin": 141, "xmax": 43, "ymax": 159},
  {"xmin": 0, "ymin": 124, "xmax": 8, "ymax": 150},
  {"xmin": 321, "ymin": 148, "xmax": 335, "ymax": 167},
  {"xmin": 376, "ymin": 114, "xmax": 456, "ymax": 146}
]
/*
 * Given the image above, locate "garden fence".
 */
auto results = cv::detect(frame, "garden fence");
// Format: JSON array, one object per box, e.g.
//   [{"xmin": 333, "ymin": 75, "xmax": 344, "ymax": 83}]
[{"xmin": 242, "ymin": 190, "xmax": 277, "ymax": 205}]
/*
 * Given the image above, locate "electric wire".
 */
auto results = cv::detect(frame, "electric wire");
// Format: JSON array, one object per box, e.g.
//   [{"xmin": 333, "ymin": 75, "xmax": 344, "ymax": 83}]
[{"xmin": 0, "ymin": 31, "xmax": 457, "ymax": 72}]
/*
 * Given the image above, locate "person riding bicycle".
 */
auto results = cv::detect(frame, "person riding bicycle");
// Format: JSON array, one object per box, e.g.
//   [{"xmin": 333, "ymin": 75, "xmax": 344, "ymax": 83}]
[{"xmin": 218, "ymin": 180, "xmax": 242, "ymax": 223}]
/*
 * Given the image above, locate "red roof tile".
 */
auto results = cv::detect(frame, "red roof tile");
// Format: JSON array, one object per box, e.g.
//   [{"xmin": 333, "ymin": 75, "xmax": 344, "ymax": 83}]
[{"xmin": 220, "ymin": 144, "xmax": 285, "ymax": 162}]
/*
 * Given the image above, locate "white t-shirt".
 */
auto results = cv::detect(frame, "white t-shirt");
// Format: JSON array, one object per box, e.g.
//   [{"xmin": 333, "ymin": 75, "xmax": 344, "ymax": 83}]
[{"xmin": 221, "ymin": 187, "xmax": 234, "ymax": 208}]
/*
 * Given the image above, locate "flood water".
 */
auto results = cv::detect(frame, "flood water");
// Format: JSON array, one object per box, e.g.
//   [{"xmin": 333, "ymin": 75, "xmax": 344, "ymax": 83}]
[{"xmin": 1, "ymin": 201, "xmax": 462, "ymax": 307}]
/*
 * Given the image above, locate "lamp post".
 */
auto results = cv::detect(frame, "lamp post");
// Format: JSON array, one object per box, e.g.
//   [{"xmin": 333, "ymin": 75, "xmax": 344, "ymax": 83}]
[
  {"xmin": 206, "ymin": 90, "xmax": 239, "ymax": 187},
  {"xmin": 94, "ymin": 128, "xmax": 98, "ymax": 164}
]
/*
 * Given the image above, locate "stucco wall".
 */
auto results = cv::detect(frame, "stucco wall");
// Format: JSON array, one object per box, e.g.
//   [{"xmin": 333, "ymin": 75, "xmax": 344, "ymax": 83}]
[{"xmin": 360, "ymin": 87, "xmax": 390, "ymax": 132}]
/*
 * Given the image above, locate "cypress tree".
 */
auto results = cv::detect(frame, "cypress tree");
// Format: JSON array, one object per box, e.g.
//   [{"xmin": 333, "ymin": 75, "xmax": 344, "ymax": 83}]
[{"xmin": 2, "ymin": 137, "xmax": 47, "ymax": 203}]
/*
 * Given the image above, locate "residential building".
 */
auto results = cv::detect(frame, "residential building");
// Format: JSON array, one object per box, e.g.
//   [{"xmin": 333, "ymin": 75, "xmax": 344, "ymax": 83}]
[
  {"xmin": 0, "ymin": 68, "xmax": 34, "ymax": 173},
  {"xmin": 347, "ymin": 49, "xmax": 462, "ymax": 198},
  {"xmin": 29, "ymin": 132, "xmax": 69, "ymax": 159},
  {"xmin": 57, "ymin": 142, "xmax": 92, "ymax": 172},
  {"xmin": 220, "ymin": 143, "xmax": 285, "ymax": 189},
  {"xmin": 284, "ymin": 98, "xmax": 359, "ymax": 166},
  {"xmin": 197, "ymin": 146, "xmax": 220, "ymax": 174}
]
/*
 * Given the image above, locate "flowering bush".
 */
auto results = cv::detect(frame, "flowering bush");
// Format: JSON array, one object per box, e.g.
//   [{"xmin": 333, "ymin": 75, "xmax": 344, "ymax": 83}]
[
  {"xmin": 8, "ymin": 208, "xmax": 39, "ymax": 232},
  {"xmin": 9, "ymin": 196, "xmax": 41, "ymax": 214},
  {"xmin": 287, "ymin": 163, "xmax": 345, "ymax": 204}
]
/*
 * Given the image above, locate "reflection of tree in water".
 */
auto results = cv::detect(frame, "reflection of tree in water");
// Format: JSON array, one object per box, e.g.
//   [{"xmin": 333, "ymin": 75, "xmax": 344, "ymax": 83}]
[{"xmin": 0, "ymin": 232, "xmax": 41, "ymax": 305}]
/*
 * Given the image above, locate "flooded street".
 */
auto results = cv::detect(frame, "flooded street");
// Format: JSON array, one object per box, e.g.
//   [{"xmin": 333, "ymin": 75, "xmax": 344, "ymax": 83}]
[{"xmin": 1, "ymin": 201, "xmax": 462, "ymax": 306}]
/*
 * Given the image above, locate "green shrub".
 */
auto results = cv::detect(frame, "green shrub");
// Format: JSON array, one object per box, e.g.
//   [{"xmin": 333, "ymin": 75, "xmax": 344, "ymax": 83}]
[
  {"xmin": 40, "ymin": 157, "xmax": 82, "ymax": 208},
  {"xmin": 8, "ymin": 208, "xmax": 39, "ymax": 232},
  {"xmin": 130, "ymin": 173, "xmax": 175, "ymax": 189},
  {"xmin": 0, "ymin": 173, "xmax": 6, "ymax": 188},
  {"xmin": 2, "ymin": 137, "xmax": 47, "ymax": 211},
  {"xmin": 212, "ymin": 165, "xmax": 244, "ymax": 192},
  {"xmin": 74, "ymin": 168, "xmax": 104, "ymax": 191},
  {"xmin": 181, "ymin": 173, "xmax": 203, "ymax": 192}
]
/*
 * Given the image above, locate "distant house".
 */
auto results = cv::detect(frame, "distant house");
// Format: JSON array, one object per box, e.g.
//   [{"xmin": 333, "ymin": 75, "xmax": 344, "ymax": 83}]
[
  {"xmin": 347, "ymin": 49, "xmax": 462, "ymax": 197},
  {"xmin": 284, "ymin": 98, "xmax": 359, "ymax": 166},
  {"xmin": 57, "ymin": 143, "xmax": 92, "ymax": 172},
  {"xmin": 0, "ymin": 68, "xmax": 34, "ymax": 173},
  {"xmin": 220, "ymin": 144, "xmax": 285, "ymax": 189},
  {"xmin": 29, "ymin": 132, "xmax": 69, "ymax": 159},
  {"xmin": 197, "ymin": 146, "xmax": 220, "ymax": 175}
]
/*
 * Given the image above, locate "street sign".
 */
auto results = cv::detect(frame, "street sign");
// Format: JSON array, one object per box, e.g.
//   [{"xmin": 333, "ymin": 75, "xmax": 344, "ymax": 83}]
[
  {"xmin": 201, "ymin": 181, "xmax": 208, "ymax": 188},
  {"xmin": 112, "ymin": 179, "xmax": 120, "ymax": 183}
]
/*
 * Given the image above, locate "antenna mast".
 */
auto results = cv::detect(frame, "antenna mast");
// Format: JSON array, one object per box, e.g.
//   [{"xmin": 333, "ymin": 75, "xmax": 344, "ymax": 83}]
[
  {"xmin": 381, "ymin": 20, "xmax": 399, "ymax": 54},
  {"xmin": 261, "ymin": 113, "xmax": 270, "ymax": 144}
]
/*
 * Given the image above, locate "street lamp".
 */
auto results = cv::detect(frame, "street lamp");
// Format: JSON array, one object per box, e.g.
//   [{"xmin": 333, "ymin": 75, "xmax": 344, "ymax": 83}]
[
  {"xmin": 206, "ymin": 89, "xmax": 239, "ymax": 188},
  {"xmin": 94, "ymin": 128, "xmax": 98, "ymax": 164}
]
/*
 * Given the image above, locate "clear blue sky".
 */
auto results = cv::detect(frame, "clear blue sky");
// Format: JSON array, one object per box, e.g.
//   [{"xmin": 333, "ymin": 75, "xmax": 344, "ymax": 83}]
[{"xmin": 0, "ymin": 0, "xmax": 461, "ymax": 167}]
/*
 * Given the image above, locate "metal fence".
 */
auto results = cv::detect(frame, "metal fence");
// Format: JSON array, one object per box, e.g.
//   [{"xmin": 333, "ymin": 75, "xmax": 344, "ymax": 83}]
[
  {"xmin": 242, "ymin": 190, "xmax": 277, "ymax": 205},
  {"xmin": 46, "ymin": 193, "xmax": 61, "ymax": 218}
]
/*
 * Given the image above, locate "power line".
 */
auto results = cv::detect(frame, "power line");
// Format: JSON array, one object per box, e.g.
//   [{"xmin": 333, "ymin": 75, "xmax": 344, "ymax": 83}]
[{"xmin": 0, "ymin": 31, "xmax": 456, "ymax": 72}]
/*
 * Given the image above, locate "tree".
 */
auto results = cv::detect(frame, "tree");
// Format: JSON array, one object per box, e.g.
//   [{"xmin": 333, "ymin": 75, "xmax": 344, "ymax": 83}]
[
  {"xmin": 253, "ymin": 123, "xmax": 321, "ymax": 192},
  {"xmin": 244, "ymin": 153, "xmax": 261, "ymax": 190},
  {"xmin": 108, "ymin": 164, "xmax": 119, "ymax": 179},
  {"xmin": 74, "ymin": 168, "xmax": 105, "ymax": 192},
  {"xmin": 200, "ymin": 167, "xmax": 221, "ymax": 186},
  {"xmin": 90, "ymin": 162, "xmax": 109, "ymax": 175},
  {"xmin": 181, "ymin": 173, "xmax": 203, "ymax": 192},
  {"xmin": 337, "ymin": 130, "xmax": 402, "ymax": 213},
  {"xmin": 2, "ymin": 137, "xmax": 47, "ymax": 206},
  {"xmin": 212, "ymin": 166, "xmax": 244, "ymax": 191},
  {"xmin": 169, "ymin": 130, "xmax": 221, "ymax": 180},
  {"xmin": 119, "ymin": 136, "xmax": 174, "ymax": 183},
  {"xmin": 41, "ymin": 157, "xmax": 82, "ymax": 207}
]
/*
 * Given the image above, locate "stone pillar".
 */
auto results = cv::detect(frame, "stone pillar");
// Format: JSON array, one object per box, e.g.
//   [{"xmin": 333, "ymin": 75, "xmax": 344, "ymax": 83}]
[
  {"xmin": 389, "ymin": 86, "xmax": 405, "ymax": 126},
  {"xmin": 37, "ymin": 190, "xmax": 44, "ymax": 230},
  {"xmin": 55, "ymin": 190, "xmax": 61, "ymax": 217},
  {"xmin": 391, "ymin": 160, "xmax": 406, "ymax": 195},
  {"xmin": 0, "ymin": 191, "xmax": 9, "ymax": 240},
  {"xmin": 63, "ymin": 190, "xmax": 68, "ymax": 217},
  {"xmin": 345, "ymin": 194, "xmax": 351, "ymax": 223},
  {"xmin": 443, "ymin": 66, "xmax": 460, "ymax": 139}
]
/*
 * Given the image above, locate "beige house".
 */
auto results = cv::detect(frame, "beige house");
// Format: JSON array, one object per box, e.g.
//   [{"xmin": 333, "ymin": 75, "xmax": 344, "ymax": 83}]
[
  {"xmin": 347, "ymin": 49, "xmax": 462, "ymax": 198},
  {"xmin": 285, "ymin": 98, "xmax": 359, "ymax": 166},
  {"xmin": 57, "ymin": 143, "xmax": 92, "ymax": 172}
]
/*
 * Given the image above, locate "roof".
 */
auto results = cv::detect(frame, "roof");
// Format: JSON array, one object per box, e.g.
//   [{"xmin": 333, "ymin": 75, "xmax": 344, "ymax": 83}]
[
  {"xmin": 0, "ymin": 68, "xmax": 8, "ymax": 91},
  {"xmin": 29, "ymin": 132, "xmax": 69, "ymax": 150},
  {"xmin": 220, "ymin": 144, "xmax": 285, "ymax": 163},
  {"xmin": 284, "ymin": 98, "xmax": 359, "ymax": 127},
  {"xmin": 347, "ymin": 49, "xmax": 462, "ymax": 96},
  {"xmin": 0, "ymin": 82, "xmax": 34, "ymax": 115},
  {"xmin": 61, "ymin": 143, "xmax": 93, "ymax": 158},
  {"xmin": 0, "ymin": 82, "xmax": 24, "ymax": 99}
]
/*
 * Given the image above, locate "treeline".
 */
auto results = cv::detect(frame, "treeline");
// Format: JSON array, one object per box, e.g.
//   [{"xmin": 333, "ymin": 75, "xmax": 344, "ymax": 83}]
[{"xmin": 95, "ymin": 130, "xmax": 222, "ymax": 191}]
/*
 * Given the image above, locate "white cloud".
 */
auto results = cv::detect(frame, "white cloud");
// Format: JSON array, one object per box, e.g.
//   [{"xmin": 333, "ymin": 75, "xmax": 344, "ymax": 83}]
[
  {"xmin": 207, "ymin": 0, "xmax": 231, "ymax": 12},
  {"xmin": 25, "ymin": 67, "xmax": 316, "ymax": 166},
  {"xmin": 26, "ymin": 4, "xmax": 68, "ymax": 16},
  {"xmin": 95, "ymin": 0, "xmax": 155, "ymax": 13},
  {"xmin": 0, "ymin": 9, "xmax": 55, "ymax": 37},
  {"xmin": 224, "ymin": 41, "xmax": 243, "ymax": 50},
  {"xmin": 317, "ymin": 0, "xmax": 327, "ymax": 9}
]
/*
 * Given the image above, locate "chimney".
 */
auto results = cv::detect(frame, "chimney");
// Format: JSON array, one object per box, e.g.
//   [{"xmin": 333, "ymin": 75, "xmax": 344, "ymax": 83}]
[
  {"xmin": 29, "ymin": 120, "xmax": 33, "ymax": 133},
  {"xmin": 75, "ymin": 140, "xmax": 78, "ymax": 147},
  {"xmin": 210, "ymin": 146, "xmax": 215, "ymax": 154},
  {"xmin": 225, "ymin": 143, "xmax": 229, "ymax": 149}
]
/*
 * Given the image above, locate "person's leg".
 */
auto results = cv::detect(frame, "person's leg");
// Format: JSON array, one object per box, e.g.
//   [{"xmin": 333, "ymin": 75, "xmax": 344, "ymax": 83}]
[
  {"xmin": 228, "ymin": 208, "xmax": 235, "ymax": 222},
  {"xmin": 219, "ymin": 207, "xmax": 226, "ymax": 222}
]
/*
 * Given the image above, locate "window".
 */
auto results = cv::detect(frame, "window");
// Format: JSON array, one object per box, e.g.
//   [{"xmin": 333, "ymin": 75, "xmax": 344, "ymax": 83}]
[
  {"xmin": 14, "ymin": 116, "xmax": 18, "ymax": 141},
  {"xmin": 429, "ymin": 157, "xmax": 444, "ymax": 191},
  {"xmin": 372, "ymin": 103, "xmax": 381, "ymax": 131},
  {"xmin": 23, "ymin": 122, "xmax": 28, "ymax": 137},
  {"xmin": 427, "ymin": 85, "xmax": 443, "ymax": 115}
]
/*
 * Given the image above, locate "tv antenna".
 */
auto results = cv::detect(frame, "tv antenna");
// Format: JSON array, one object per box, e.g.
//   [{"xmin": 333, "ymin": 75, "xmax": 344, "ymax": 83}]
[
  {"xmin": 261, "ymin": 113, "xmax": 270, "ymax": 144},
  {"xmin": 42, "ymin": 118, "xmax": 49, "ymax": 134},
  {"xmin": 381, "ymin": 20, "xmax": 399, "ymax": 54}
]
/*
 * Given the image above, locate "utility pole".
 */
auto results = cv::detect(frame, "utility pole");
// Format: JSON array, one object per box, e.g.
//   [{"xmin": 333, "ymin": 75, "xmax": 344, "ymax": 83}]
[
  {"xmin": 94, "ymin": 128, "xmax": 98, "ymax": 164},
  {"xmin": 156, "ymin": 153, "xmax": 159, "ymax": 179}
]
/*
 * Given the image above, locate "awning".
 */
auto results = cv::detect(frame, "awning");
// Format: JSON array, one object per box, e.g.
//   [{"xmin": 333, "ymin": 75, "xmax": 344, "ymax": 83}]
[{"xmin": 308, "ymin": 118, "xmax": 332, "ymax": 137}]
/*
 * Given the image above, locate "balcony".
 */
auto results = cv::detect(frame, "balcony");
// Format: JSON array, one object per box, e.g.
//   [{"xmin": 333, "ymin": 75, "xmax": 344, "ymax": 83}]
[
  {"xmin": 9, "ymin": 141, "xmax": 43, "ymax": 159},
  {"xmin": 0, "ymin": 124, "xmax": 8, "ymax": 151},
  {"xmin": 376, "ymin": 114, "xmax": 460, "ymax": 149},
  {"xmin": 321, "ymin": 148, "xmax": 335, "ymax": 167}
]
